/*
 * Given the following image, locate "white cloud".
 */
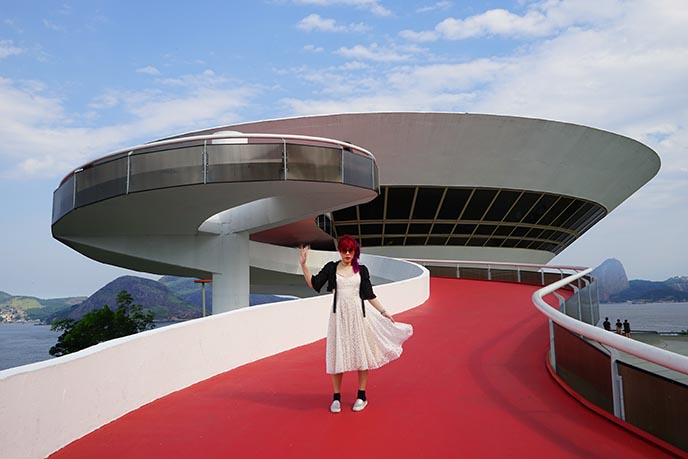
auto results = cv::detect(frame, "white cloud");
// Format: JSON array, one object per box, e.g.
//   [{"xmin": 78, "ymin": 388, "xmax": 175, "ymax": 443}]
[
  {"xmin": 337, "ymin": 43, "xmax": 410, "ymax": 62},
  {"xmin": 304, "ymin": 44, "xmax": 324, "ymax": 52},
  {"xmin": 0, "ymin": 40, "xmax": 23, "ymax": 58},
  {"xmin": 42, "ymin": 19, "xmax": 66, "ymax": 32},
  {"xmin": 0, "ymin": 72, "xmax": 258, "ymax": 178},
  {"xmin": 136, "ymin": 65, "xmax": 161, "ymax": 76},
  {"xmin": 401, "ymin": 0, "xmax": 624, "ymax": 42},
  {"xmin": 416, "ymin": 1, "xmax": 452, "ymax": 13},
  {"xmin": 297, "ymin": 14, "xmax": 368, "ymax": 32},
  {"xmin": 293, "ymin": 0, "xmax": 391, "ymax": 16}
]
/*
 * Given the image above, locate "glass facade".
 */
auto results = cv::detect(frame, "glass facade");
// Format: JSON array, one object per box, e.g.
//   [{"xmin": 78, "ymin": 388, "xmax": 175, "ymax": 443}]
[{"xmin": 330, "ymin": 185, "xmax": 607, "ymax": 255}]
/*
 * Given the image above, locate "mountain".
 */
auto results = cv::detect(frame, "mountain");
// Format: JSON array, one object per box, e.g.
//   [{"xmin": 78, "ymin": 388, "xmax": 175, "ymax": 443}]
[
  {"xmin": 593, "ymin": 259, "xmax": 688, "ymax": 303},
  {"xmin": 49, "ymin": 276, "xmax": 201, "ymax": 323},
  {"xmin": 0, "ymin": 293, "xmax": 86, "ymax": 323},
  {"xmin": 158, "ymin": 276, "xmax": 293, "ymax": 309},
  {"xmin": 592, "ymin": 258, "xmax": 629, "ymax": 302},
  {"xmin": 608, "ymin": 280, "xmax": 688, "ymax": 303}
]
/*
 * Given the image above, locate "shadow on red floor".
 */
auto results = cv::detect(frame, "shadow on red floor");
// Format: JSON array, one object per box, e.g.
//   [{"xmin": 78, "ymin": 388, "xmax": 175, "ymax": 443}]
[{"xmin": 50, "ymin": 278, "xmax": 681, "ymax": 458}]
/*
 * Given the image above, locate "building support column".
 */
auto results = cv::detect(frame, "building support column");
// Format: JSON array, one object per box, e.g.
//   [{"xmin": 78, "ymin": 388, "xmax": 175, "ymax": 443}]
[{"xmin": 212, "ymin": 231, "xmax": 250, "ymax": 314}]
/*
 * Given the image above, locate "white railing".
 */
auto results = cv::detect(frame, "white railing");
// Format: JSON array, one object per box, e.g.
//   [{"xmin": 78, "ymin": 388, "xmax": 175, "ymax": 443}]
[{"xmin": 532, "ymin": 269, "xmax": 688, "ymax": 375}]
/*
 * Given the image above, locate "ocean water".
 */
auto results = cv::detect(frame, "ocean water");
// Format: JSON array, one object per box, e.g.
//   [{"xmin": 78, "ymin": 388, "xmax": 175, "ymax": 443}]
[
  {"xmin": 2, "ymin": 303, "xmax": 687, "ymax": 372},
  {"xmin": 0, "ymin": 321, "xmax": 176, "ymax": 372},
  {"xmin": 598, "ymin": 302, "xmax": 688, "ymax": 333},
  {"xmin": 0, "ymin": 323, "xmax": 60, "ymax": 371}
]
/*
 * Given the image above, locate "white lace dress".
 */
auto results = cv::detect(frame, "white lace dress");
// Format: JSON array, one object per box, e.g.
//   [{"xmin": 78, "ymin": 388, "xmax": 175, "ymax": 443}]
[{"xmin": 326, "ymin": 272, "xmax": 413, "ymax": 374}]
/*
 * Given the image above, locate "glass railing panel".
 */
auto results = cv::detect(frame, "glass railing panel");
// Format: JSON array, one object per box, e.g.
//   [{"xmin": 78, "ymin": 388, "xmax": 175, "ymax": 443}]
[
  {"xmin": 74, "ymin": 157, "xmax": 128, "ymax": 207},
  {"xmin": 129, "ymin": 146, "xmax": 204, "ymax": 192},
  {"xmin": 618, "ymin": 362, "xmax": 687, "ymax": 450},
  {"xmin": 207, "ymin": 143, "xmax": 283, "ymax": 183},
  {"xmin": 343, "ymin": 149, "xmax": 374, "ymax": 188},
  {"xmin": 286, "ymin": 144, "xmax": 342, "ymax": 182},
  {"xmin": 490, "ymin": 268, "xmax": 520, "ymax": 282},
  {"xmin": 520, "ymin": 269, "xmax": 543, "ymax": 285},
  {"xmin": 52, "ymin": 175, "xmax": 75, "ymax": 223}
]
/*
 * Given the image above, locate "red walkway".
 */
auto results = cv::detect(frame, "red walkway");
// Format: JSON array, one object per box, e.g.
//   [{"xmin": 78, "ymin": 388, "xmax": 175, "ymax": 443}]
[{"xmin": 51, "ymin": 278, "xmax": 680, "ymax": 458}]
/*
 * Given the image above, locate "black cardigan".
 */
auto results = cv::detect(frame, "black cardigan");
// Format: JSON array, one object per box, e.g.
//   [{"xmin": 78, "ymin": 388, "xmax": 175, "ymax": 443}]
[{"xmin": 311, "ymin": 261, "xmax": 376, "ymax": 317}]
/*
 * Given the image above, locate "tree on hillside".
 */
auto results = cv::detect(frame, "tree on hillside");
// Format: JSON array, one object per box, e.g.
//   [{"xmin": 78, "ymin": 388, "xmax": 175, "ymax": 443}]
[{"xmin": 49, "ymin": 290, "xmax": 155, "ymax": 357}]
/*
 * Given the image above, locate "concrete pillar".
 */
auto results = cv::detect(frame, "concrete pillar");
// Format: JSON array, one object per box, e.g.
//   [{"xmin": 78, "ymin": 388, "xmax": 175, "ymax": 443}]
[{"xmin": 212, "ymin": 231, "xmax": 250, "ymax": 313}]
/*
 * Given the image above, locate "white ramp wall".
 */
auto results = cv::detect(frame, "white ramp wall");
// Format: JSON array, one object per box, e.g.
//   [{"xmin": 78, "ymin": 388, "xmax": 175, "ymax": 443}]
[{"xmin": 0, "ymin": 248, "xmax": 428, "ymax": 459}]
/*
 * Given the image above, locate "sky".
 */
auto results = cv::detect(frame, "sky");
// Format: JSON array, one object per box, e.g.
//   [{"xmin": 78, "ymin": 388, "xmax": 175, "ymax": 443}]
[{"xmin": 0, "ymin": 0, "xmax": 687, "ymax": 298}]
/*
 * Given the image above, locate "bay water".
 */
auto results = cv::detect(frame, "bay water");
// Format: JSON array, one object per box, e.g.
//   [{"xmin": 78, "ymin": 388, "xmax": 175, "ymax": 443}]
[{"xmin": 2, "ymin": 302, "xmax": 687, "ymax": 372}]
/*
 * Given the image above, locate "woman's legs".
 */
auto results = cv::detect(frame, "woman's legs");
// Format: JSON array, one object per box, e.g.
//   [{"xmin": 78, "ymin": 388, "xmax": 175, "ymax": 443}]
[
  {"xmin": 357, "ymin": 370, "xmax": 368, "ymax": 390},
  {"xmin": 332, "ymin": 373, "xmax": 343, "ymax": 393}
]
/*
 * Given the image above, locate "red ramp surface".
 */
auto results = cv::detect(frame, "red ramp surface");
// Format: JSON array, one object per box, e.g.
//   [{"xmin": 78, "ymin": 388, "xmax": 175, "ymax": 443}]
[{"xmin": 50, "ymin": 278, "xmax": 681, "ymax": 458}]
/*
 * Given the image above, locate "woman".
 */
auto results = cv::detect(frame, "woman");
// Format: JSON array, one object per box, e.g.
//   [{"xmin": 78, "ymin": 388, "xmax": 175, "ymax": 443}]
[{"xmin": 299, "ymin": 235, "xmax": 413, "ymax": 413}]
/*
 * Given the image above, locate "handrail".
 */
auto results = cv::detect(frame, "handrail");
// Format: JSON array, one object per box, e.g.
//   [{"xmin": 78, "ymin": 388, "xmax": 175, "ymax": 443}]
[
  {"xmin": 59, "ymin": 132, "xmax": 377, "ymax": 185},
  {"xmin": 407, "ymin": 258, "xmax": 589, "ymax": 272},
  {"xmin": 532, "ymin": 269, "xmax": 688, "ymax": 375}
]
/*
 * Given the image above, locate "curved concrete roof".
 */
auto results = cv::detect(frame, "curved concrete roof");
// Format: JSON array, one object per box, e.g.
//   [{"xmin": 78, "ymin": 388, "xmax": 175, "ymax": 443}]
[{"xmin": 178, "ymin": 113, "xmax": 659, "ymax": 212}]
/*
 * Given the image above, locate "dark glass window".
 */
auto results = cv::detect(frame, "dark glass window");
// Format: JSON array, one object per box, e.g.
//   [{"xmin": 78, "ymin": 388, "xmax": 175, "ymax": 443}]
[
  {"xmin": 539, "ymin": 230, "xmax": 555, "ymax": 240},
  {"xmin": 484, "ymin": 238, "xmax": 502, "ymax": 247},
  {"xmin": 466, "ymin": 237, "xmax": 487, "ymax": 247},
  {"xmin": 358, "ymin": 191, "xmax": 385, "ymax": 220},
  {"xmin": 335, "ymin": 224, "xmax": 358, "ymax": 235},
  {"xmin": 383, "ymin": 237, "xmax": 404, "ymax": 246},
  {"xmin": 552, "ymin": 199, "xmax": 585, "ymax": 227},
  {"xmin": 362, "ymin": 237, "xmax": 382, "ymax": 247},
  {"xmin": 474, "ymin": 224, "xmax": 497, "ymax": 235},
  {"xmin": 412, "ymin": 188, "xmax": 444, "ymax": 219},
  {"xmin": 431, "ymin": 223, "xmax": 455, "ymax": 235},
  {"xmin": 515, "ymin": 240, "xmax": 532, "ymax": 249},
  {"xmin": 333, "ymin": 206, "xmax": 357, "ymax": 222},
  {"xmin": 405, "ymin": 236, "xmax": 427, "ymax": 245},
  {"xmin": 493, "ymin": 225, "xmax": 514, "ymax": 236},
  {"xmin": 484, "ymin": 190, "xmax": 520, "ymax": 222},
  {"xmin": 510, "ymin": 227, "xmax": 529, "ymax": 237},
  {"xmin": 360, "ymin": 224, "xmax": 382, "ymax": 235},
  {"xmin": 428, "ymin": 236, "xmax": 448, "ymax": 245},
  {"xmin": 526, "ymin": 228, "xmax": 543, "ymax": 239},
  {"xmin": 523, "ymin": 194, "xmax": 557, "ymax": 224},
  {"xmin": 504, "ymin": 192, "xmax": 540, "ymax": 222},
  {"xmin": 437, "ymin": 188, "xmax": 471, "ymax": 220},
  {"xmin": 447, "ymin": 237, "xmax": 468, "ymax": 246},
  {"xmin": 500, "ymin": 239, "xmax": 518, "ymax": 248},
  {"xmin": 538, "ymin": 197, "xmax": 573, "ymax": 226},
  {"xmin": 386, "ymin": 187, "xmax": 415, "ymax": 219},
  {"xmin": 408, "ymin": 223, "xmax": 432, "ymax": 234},
  {"xmin": 462, "ymin": 189, "xmax": 497, "ymax": 220},
  {"xmin": 454, "ymin": 224, "xmax": 476, "ymax": 235},
  {"xmin": 384, "ymin": 223, "xmax": 408, "ymax": 234}
]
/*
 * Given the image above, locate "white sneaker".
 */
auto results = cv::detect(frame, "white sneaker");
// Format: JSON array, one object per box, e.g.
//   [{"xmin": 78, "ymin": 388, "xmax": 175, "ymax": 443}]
[
  {"xmin": 330, "ymin": 400, "xmax": 341, "ymax": 413},
  {"xmin": 352, "ymin": 399, "xmax": 368, "ymax": 412}
]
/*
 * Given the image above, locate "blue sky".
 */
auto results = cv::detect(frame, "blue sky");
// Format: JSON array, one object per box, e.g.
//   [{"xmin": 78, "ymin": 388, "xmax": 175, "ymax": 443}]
[{"xmin": 1, "ymin": 0, "xmax": 687, "ymax": 298}]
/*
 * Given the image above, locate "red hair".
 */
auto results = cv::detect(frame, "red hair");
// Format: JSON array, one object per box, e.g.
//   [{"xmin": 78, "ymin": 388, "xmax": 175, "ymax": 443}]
[{"xmin": 337, "ymin": 234, "xmax": 360, "ymax": 273}]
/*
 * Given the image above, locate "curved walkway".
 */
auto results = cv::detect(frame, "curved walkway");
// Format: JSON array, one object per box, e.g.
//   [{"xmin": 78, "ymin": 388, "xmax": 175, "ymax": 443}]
[{"xmin": 50, "ymin": 278, "xmax": 680, "ymax": 458}]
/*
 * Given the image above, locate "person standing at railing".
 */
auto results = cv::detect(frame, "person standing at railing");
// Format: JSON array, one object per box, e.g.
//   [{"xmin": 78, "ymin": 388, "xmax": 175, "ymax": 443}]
[
  {"xmin": 623, "ymin": 319, "xmax": 632, "ymax": 338},
  {"xmin": 603, "ymin": 317, "xmax": 611, "ymax": 331},
  {"xmin": 299, "ymin": 234, "xmax": 413, "ymax": 414},
  {"xmin": 615, "ymin": 319, "xmax": 623, "ymax": 335}
]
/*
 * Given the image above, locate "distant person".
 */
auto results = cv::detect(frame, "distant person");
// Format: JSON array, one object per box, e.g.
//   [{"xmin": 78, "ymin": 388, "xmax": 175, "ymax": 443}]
[
  {"xmin": 299, "ymin": 234, "xmax": 413, "ymax": 413},
  {"xmin": 623, "ymin": 319, "xmax": 631, "ymax": 338},
  {"xmin": 603, "ymin": 317, "xmax": 611, "ymax": 331},
  {"xmin": 615, "ymin": 319, "xmax": 623, "ymax": 335}
]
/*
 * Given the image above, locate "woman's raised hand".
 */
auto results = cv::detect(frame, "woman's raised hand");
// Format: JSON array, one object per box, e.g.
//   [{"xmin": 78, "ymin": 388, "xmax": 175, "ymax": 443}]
[{"xmin": 299, "ymin": 245, "xmax": 310, "ymax": 265}]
